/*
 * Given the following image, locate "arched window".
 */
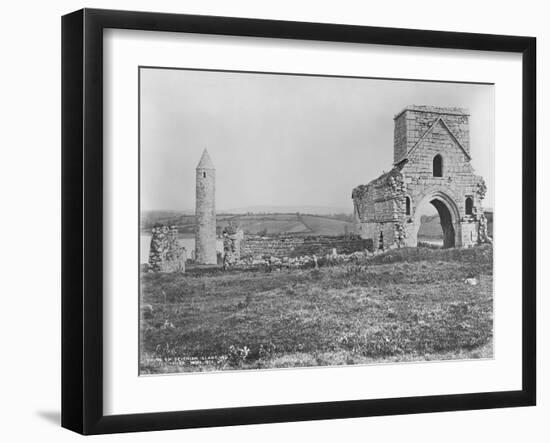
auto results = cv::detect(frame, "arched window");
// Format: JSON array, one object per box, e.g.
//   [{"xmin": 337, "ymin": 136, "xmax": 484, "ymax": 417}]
[
  {"xmin": 405, "ymin": 196, "xmax": 411, "ymax": 216},
  {"xmin": 433, "ymin": 154, "xmax": 443, "ymax": 177},
  {"xmin": 203, "ymin": 172, "xmax": 206, "ymax": 178},
  {"xmin": 465, "ymin": 197, "xmax": 473, "ymax": 215}
]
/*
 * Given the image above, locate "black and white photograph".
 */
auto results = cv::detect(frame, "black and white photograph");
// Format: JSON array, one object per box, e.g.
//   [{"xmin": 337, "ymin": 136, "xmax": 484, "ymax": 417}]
[
  {"xmin": 0, "ymin": 0, "xmax": 545, "ymax": 439},
  {"xmin": 139, "ymin": 68, "xmax": 495, "ymax": 374}
]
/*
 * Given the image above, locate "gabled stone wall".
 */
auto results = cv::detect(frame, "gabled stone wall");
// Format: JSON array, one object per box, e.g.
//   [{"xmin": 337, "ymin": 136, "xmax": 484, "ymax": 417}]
[
  {"xmin": 401, "ymin": 118, "xmax": 484, "ymax": 218},
  {"xmin": 393, "ymin": 105, "xmax": 470, "ymax": 163}
]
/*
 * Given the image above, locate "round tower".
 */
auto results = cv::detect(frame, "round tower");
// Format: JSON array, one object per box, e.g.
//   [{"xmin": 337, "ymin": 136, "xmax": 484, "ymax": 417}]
[{"xmin": 195, "ymin": 149, "xmax": 217, "ymax": 264}]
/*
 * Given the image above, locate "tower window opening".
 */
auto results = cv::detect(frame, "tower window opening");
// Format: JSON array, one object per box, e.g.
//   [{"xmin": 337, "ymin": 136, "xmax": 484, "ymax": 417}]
[
  {"xmin": 405, "ymin": 196, "xmax": 411, "ymax": 215},
  {"xmin": 465, "ymin": 197, "xmax": 473, "ymax": 215},
  {"xmin": 433, "ymin": 154, "xmax": 443, "ymax": 177},
  {"xmin": 203, "ymin": 172, "xmax": 206, "ymax": 178}
]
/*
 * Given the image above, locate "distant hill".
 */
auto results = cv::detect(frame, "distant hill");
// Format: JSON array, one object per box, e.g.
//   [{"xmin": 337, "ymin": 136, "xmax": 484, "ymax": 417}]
[
  {"xmin": 418, "ymin": 211, "xmax": 494, "ymax": 239},
  {"xmin": 141, "ymin": 209, "xmax": 493, "ymax": 239},
  {"xmin": 221, "ymin": 205, "xmax": 353, "ymax": 215},
  {"xmin": 141, "ymin": 210, "xmax": 353, "ymax": 236}
]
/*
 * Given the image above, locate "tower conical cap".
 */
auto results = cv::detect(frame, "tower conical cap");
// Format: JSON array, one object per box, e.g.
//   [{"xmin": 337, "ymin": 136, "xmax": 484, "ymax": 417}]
[{"xmin": 196, "ymin": 149, "xmax": 215, "ymax": 170}]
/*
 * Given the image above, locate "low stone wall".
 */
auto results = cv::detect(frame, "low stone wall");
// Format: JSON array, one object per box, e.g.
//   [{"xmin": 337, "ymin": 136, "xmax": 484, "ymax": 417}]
[
  {"xmin": 240, "ymin": 234, "xmax": 373, "ymax": 259},
  {"xmin": 231, "ymin": 250, "xmax": 371, "ymax": 270}
]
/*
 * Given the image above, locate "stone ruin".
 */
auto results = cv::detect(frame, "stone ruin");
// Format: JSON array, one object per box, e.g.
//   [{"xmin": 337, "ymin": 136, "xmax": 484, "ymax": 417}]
[
  {"xmin": 147, "ymin": 225, "xmax": 186, "ymax": 273},
  {"xmin": 218, "ymin": 227, "xmax": 373, "ymax": 270},
  {"xmin": 222, "ymin": 224, "xmax": 244, "ymax": 268},
  {"xmin": 352, "ymin": 105, "xmax": 493, "ymax": 250},
  {"xmin": 239, "ymin": 234, "xmax": 373, "ymax": 259}
]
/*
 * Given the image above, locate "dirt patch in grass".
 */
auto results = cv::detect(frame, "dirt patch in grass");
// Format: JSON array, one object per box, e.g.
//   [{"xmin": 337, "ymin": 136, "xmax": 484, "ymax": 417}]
[{"xmin": 140, "ymin": 245, "xmax": 493, "ymax": 374}]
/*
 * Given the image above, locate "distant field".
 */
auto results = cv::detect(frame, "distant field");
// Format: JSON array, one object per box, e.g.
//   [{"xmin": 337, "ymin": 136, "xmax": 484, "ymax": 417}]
[
  {"xmin": 418, "ymin": 212, "xmax": 494, "ymax": 240},
  {"xmin": 234, "ymin": 216, "xmax": 310, "ymax": 235},
  {"xmin": 141, "ymin": 210, "xmax": 493, "ymax": 239},
  {"xmin": 141, "ymin": 210, "xmax": 354, "ymax": 236},
  {"xmin": 300, "ymin": 214, "xmax": 353, "ymax": 235},
  {"xmin": 140, "ymin": 245, "xmax": 493, "ymax": 373}
]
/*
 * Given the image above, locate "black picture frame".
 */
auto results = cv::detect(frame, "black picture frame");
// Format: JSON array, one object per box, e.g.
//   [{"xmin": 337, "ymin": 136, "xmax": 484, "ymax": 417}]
[{"xmin": 61, "ymin": 8, "xmax": 536, "ymax": 435}]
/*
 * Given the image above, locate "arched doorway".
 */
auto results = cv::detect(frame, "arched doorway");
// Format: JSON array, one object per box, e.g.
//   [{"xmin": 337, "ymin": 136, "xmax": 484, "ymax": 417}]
[
  {"xmin": 408, "ymin": 190, "xmax": 460, "ymax": 249},
  {"xmin": 430, "ymin": 199, "xmax": 455, "ymax": 248}
]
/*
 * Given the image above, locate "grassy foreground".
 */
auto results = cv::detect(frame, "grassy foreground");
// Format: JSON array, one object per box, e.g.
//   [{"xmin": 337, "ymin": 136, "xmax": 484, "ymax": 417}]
[{"xmin": 140, "ymin": 245, "xmax": 493, "ymax": 374}]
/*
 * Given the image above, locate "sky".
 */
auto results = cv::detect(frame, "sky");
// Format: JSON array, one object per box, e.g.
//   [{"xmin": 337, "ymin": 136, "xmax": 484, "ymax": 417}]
[{"xmin": 140, "ymin": 68, "xmax": 494, "ymax": 213}]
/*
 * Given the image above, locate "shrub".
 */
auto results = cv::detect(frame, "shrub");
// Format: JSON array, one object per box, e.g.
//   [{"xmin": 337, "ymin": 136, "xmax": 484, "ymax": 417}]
[
  {"xmin": 259, "ymin": 342, "xmax": 277, "ymax": 359},
  {"xmin": 227, "ymin": 345, "xmax": 250, "ymax": 366}
]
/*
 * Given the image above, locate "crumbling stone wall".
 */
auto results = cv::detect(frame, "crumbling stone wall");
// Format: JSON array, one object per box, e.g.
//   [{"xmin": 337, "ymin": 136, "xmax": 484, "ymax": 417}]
[
  {"xmin": 352, "ymin": 169, "xmax": 406, "ymax": 247},
  {"xmin": 353, "ymin": 105, "xmax": 491, "ymax": 249},
  {"xmin": 148, "ymin": 225, "xmax": 186, "ymax": 273},
  {"xmin": 222, "ymin": 226, "xmax": 244, "ymax": 267},
  {"xmin": 240, "ymin": 234, "xmax": 373, "ymax": 259}
]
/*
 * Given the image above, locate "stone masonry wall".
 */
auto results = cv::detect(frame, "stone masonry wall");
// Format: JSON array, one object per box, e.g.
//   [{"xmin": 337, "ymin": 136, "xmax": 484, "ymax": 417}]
[
  {"xmin": 240, "ymin": 234, "xmax": 373, "ymax": 259},
  {"xmin": 148, "ymin": 225, "xmax": 186, "ymax": 273},
  {"xmin": 402, "ymin": 118, "xmax": 484, "ymax": 218},
  {"xmin": 222, "ymin": 227, "xmax": 244, "ymax": 267},
  {"xmin": 393, "ymin": 105, "xmax": 470, "ymax": 163},
  {"xmin": 355, "ymin": 222, "xmax": 398, "ymax": 250},
  {"xmin": 352, "ymin": 168, "xmax": 405, "ymax": 224},
  {"xmin": 393, "ymin": 111, "xmax": 408, "ymax": 164},
  {"xmin": 352, "ymin": 168, "xmax": 407, "ymax": 248}
]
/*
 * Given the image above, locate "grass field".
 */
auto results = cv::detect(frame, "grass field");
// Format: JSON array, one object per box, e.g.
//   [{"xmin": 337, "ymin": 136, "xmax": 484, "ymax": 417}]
[{"xmin": 140, "ymin": 245, "xmax": 493, "ymax": 374}]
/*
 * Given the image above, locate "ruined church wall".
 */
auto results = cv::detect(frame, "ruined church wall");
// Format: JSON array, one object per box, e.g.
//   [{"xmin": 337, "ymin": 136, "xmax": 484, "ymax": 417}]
[
  {"xmin": 357, "ymin": 222, "xmax": 398, "ymax": 249},
  {"xmin": 148, "ymin": 225, "xmax": 186, "ymax": 272},
  {"xmin": 240, "ymin": 234, "xmax": 373, "ymax": 259},
  {"xmin": 460, "ymin": 221, "xmax": 479, "ymax": 247},
  {"xmin": 353, "ymin": 106, "xmax": 488, "ymax": 249},
  {"xmin": 352, "ymin": 168, "xmax": 407, "ymax": 248},
  {"xmin": 352, "ymin": 169, "xmax": 404, "ymax": 224},
  {"xmin": 393, "ymin": 114, "xmax": 408, "ymax": 163}
]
